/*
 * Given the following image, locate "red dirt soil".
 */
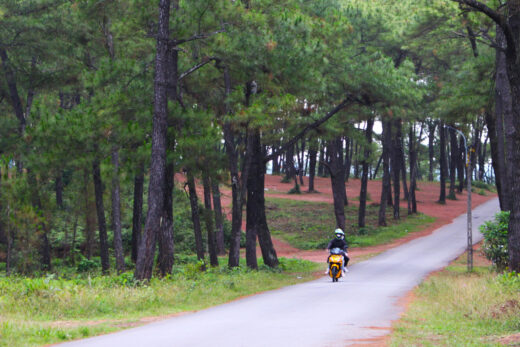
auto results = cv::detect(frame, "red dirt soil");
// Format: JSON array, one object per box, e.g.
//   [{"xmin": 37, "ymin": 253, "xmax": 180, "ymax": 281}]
[{"xmin": 203, "ymin": 174, "xmax": 497, "ymax": 263}]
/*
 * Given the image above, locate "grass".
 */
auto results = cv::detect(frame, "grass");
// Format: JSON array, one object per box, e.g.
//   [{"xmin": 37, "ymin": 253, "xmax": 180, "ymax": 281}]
[
  {"xmin": 0, "ymin": 257, "xmax": 319, "ymax": 347},
  {"xmin": 390, "ymin": 254, "xmax": 520, "ymax": 346},
  {"xmin": 266, "ymin": 197, "xmax": 436, "ymax": 249}
]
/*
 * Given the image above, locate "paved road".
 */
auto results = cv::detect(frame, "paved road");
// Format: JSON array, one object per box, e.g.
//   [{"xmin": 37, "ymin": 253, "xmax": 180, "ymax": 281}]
[{"xmin": 60, "ymin": 198, "xmax": 499, "ymax": 347}]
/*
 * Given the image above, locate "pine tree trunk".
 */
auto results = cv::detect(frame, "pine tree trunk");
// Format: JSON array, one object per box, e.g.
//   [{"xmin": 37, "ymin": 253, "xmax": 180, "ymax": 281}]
[
  {"xmin": 392, "ymin": 119, "xmax": 402, "ymax": 219},
  {"xmin": 211, "ymin": 180, "xmax": 226, "ymax": 255},
  {"xmin": 409, "ymin": 125, "xmax": 418, "ymax": 214},
  {"xmin": 326, "ymin": 139, "xmax": 346, "ymax": 231},
  {"xmin": 131, "ymin": 165, "xmax": 144, "ymax": 263},
  {"xmin": 428, "ymin": 121, "xmax": 436, "ymax": 181},
  {"xmin": 478, "ymin": 136, "xmax": 488, "ymax": 181},
  {"xmin": 345, "ymin": 137, "xmax": 352, "ymax": 182},
  {"xmin": 458, "ymin": 136, "xmax": 465, "ymax": 192},
  {"xmin": 318, "ymin": 141, "xmax": 325, "ymax": 177},
  {"xmin": 222, "ymin": 68, "xmax": 248, "ymax": 268},
  {"xmin": 503, "ymin": 6, "xmax": 520, "ymax": 271},
  {"xmin": 187, "ymin": 170, "xmax": 205, "ymax": 263},
  {"xmin": 283, "ymin": 144, "xmax": 295, "ymax": 182},
  {"xmin": 92, "ymin": 158, "xmax": 110, "ymax": 274},
  {"xmin": 157, "ymin": 162, "xmax": 175, "ymax": 276},
  {"xmin": 438, "ymin": 122, "xmax": 447, "ymax": 204},
  {"xmin": 379, "ymin": 119, "xmax": 392, "ymax": 226},
  {"xmin": 400, "ymin": 133, "xmax": 409, "ymax": 201},
  {"xmin": 358, "ymin": 117, "xmax": 374, "ymax": 227},
  {"xmin": 448, "ymin": 127, "xmax": 458, "ymax": 199},
  {"xmin": 308, "ymin": 140, "xmax": 317, "ymax": 192},
  {"xmin": 83, "ymin": 169, "xmax": 95, "ymax": 259},
  {"xmin": 203, "ymin": 170, "xmax": 219, "ymax": 267},
  {"xmin": 246, "ymin": 130, "xmax": 279, "ymax": 269},
  {"xmin": 111, "ymin": 149, "xmax": 125, "ymax": 273},
  {"xmin": 354, "ymin": 142, "xmax": 359, "ymax": 179},
  {"xmin": 135, "ymin": 0, "xmax": 171, "ymax": 281},
  {"xmin": 298, "ymin": 140, "xmax": 305, "ymax": 185},
  {"xmin": 496, "ymin": 25, "xmax": 513, "ymax": 211}
]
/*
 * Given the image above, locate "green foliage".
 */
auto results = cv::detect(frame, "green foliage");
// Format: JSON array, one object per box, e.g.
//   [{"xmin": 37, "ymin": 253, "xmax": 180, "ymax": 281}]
[
  {"xmin": 76, "ymin": 257, "xmax": 100, "ymax": 273},
  {"xmin": 0, "ymin": 259, "xmax": 319, "ymax": 346},
  {"xmin": 267, "ymin": 197, "xmax": 435, "ymax": 249},
  {"xmin": 391, "ymin": 254, "xmax": 520, "ymax": 346},
  {"xmin": 481, "ymin": 211, "xmax": 510, "ymax": 271}
]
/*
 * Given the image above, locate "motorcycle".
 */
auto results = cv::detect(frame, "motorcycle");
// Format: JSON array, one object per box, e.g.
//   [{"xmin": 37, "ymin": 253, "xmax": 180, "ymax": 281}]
[{"xmin": 328, "ymin": 247, "xmax": 344, "ymax": 282}]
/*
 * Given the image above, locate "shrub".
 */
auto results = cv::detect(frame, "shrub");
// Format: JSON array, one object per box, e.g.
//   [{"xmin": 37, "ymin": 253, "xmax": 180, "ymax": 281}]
[
  {"xmin": 473, "ymin": 180, "xmax": 493, "ymax": 191},
  {"xmin": 76, "ymin": 257, "xmax": 100, "ymax": 273},
  {"xmin": 481, "ymin": 211, "xmax": 509, "ymax": 271},
  {"xmin": 288, "ymin": 183, "xmax": 301, "ymax": 194}
]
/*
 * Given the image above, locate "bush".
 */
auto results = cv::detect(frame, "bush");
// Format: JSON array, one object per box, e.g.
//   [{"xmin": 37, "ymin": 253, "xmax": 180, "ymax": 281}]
[
  {"xmin": 473, "ymin": 180, "xmax": 493, "ymax": 191},
  {"xmin": 481, "ymin": 211, "xmax": 509, "ymax": 271},
  {"xmin": 76, "ymin": 257, "xmax": 100, "ymax": 273}
]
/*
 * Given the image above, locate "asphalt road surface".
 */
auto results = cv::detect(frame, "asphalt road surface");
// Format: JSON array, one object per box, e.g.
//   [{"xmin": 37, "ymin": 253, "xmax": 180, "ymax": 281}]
[{"xmin": 60, "ymin": 198, "xmax": 499, "ymax": 347}]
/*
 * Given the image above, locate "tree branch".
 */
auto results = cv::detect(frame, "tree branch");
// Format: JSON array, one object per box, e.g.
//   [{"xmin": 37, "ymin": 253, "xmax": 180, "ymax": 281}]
[
  {"xmin": 453, "ymin": 0, "xmax": 515, "ymax": 57},
  {"xmin": 449, "ymin": 30, "xmax": 504, "ymax": 51},
  {"xmin": 264, "ymin": 94, "xmax": 365, "ymax": 163},
  {"xmin": 171, "ymin": 28, "xmax": 226, "ymax": 46},
  {"xmin": 178, "ymin": 57, "xmax": 218, "ymax": 81}
]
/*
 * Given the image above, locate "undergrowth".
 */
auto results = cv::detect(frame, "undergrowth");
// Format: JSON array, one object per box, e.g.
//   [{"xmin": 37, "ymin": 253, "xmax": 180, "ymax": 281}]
[
  {"xmin": 391, "ymin": 256, "xmax": 520, "ymax": 346},
  {"xmin": 0, "ymin": 258, "xmax": 319, "ymax": 347},
  {"xmin": 267, "ymin": 198, "xmax": 435, "ymax": 249}
]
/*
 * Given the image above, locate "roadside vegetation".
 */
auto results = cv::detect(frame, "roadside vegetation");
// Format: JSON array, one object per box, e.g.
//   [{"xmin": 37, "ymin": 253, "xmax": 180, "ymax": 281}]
[
  {"xmin": 390, "ymin": 255, "xmax": 520, "ymax": 346},
  {"xmin": 267, "ymin": 197, "xmax": 436, "ymax": 249},
  {"xmin": 0, "ymin": 258, "xmax": 319, "ymax": 347},
  {"xmin": 391, "ymin": 211, "xmax": 519, "ymax": 346}
]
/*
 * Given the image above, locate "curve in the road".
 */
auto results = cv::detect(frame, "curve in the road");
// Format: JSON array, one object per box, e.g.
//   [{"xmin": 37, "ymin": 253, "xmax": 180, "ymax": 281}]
[{"xmin": 58, "ymin": 198, "xmax": 499, "ymax": 347}]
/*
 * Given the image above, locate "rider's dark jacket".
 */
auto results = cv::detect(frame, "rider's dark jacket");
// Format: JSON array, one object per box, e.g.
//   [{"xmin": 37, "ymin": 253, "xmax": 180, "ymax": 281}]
[{"xmin": 327, "ymin": 238, "xmax": 348, "ymax": 252}]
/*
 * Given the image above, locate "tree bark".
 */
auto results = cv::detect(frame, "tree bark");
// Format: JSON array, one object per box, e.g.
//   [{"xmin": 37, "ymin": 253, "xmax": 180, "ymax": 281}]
[
  {"xmin": 379, "ymin": 119, "xmax": 392, "ymax": 226},
  {"xmin": 409, "ymin": 124, "xmax": 420, "ymax": 214},
  {"xmin": 428, "ymin": 121, "xmax": 437, "ymax": 181},
  {"xmin": 325, "ymin": 139, "xmax": 347, "ymax": 231},
  {"xmin": 485, "ymin": 110, "xmax": 504, "ymax": 207},
  {"xmin": 448, "ymin": 126, "xmax": 458, "ymax": 199},
  {"xmin": 496, "ymin": 24, "xmax": 513, "ymax": 211},
  {"xmin": 111, "ymin": 149, "xmax": 125, "ymax": 273},
  {"xmin": 308, "ymin": 139, "xmax": 318, "ymax": 192},
  {"xmin": 187, "ymin": 170, "xmax": 205, "ymax": 263},
  {"xmin": 211, "ymin": 180, "xmax": 226, "ymax": 255},
  {"xmin": 221, "ymin": 68, "xmax": 249, "ymax": 268},
  {"xmin": 131, "ymin": 165, "xmax": 144, "ymax": 263},
  {"xmin": 203, "ymin": 169, "xmax": 219, "ymax": 267},
  {"xmin": 392, "ymin": 118, "xmax": 402, "ymax": 219},
  {"xmin": 458, "ymin": 136, "xmax": 465, "ymax": 192},
  {"xmin": 158, "ymin": 162, "xmax": 175, "ymax": 276},
  {"xmin": 318, "ymin": 141, "xmax": 325, "ymax": 177},
  {"xmin": 135, "ymin": 0, "xmax": 171, "ymax": 281},
  {"xmin": 283, "ymin": 144, "xmax": 295, "ymax": 182},
  {"xmin": 438, "ymin": 122, "xmax": 447, "ymax": 204},
  {"xmin": 83, "ymin": 169, "xmax": 95, "ymax": 259},
  {"xmin": 92, "ymin": 158, "xmax": 110, "ymax": 274},
  {"xmin": 246, "ymin": 130, "xmax": 279, "ymax": 269},
  {"xmin": 358, "ymin": 117, "xmax": 374, "ymax": 227}
]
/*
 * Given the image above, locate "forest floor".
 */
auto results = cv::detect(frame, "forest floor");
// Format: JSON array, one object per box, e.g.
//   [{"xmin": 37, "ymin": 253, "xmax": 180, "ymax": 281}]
[{"xmin": 214, "ymin": 174, "xmax": 498, "ymax": 264}]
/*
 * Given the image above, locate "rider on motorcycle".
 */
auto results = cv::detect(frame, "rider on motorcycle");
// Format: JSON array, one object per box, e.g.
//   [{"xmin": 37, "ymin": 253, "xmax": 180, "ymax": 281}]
[{"xmin": 325, "ymin": 228, "xmax": 349, "ymax": 275}]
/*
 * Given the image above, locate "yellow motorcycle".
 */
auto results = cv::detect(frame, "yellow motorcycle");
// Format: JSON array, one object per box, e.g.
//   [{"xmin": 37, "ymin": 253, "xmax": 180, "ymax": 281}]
[{"xmin": 328, "ymin": 248, "xmax": 344, "ymax": 282}]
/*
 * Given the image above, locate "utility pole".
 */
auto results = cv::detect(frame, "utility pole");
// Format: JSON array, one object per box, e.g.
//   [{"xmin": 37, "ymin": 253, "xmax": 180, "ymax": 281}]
[{"xmin": 446, "ymin": 125, "xmax": 473, "ymax": 271}]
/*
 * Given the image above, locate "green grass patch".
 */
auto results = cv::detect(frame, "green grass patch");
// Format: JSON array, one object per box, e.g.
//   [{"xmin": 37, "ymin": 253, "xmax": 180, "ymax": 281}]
[
  {"xmin": 266, "ymin": 198, "xmax": 435, "ymax": 249},
  {"xmin": 390, "ymin": 260, "xmax": 520, "ymax": 346},
  {"xmin": 0, "ymin": 258, "xmax": 319, "ymax": 347}
]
